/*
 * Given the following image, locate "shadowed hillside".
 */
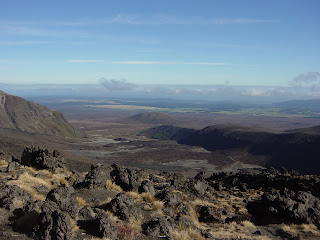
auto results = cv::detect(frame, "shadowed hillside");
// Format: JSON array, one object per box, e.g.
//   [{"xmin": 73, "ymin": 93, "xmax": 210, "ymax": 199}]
[
  {"xmin": 128, "ymin": 112, "xmax": 181, "ymax": 125},
  {"xmin": 140, "ymin": 124, "xmax": 320, "ymax": 174},
  {"xmin": 0, "ymin": 90, "xmax": 80, "ymax": 138}
]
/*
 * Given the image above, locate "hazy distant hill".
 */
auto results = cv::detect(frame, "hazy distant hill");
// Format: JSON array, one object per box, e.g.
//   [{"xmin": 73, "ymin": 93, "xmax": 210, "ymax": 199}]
[
  {"xmin": 274, "ymin": 99, "xmax": 320, "ymax": 111},
  {"xmin": 128, "ymin": 112, "xmax": 180, "ymax": 125},
  {"xmin": 0, "ymin": 90, "xmax": 79, "ymax": 138},
  {"xmin": 286, "ymin": 125, "xmax": 320, "ymax": 134},
  {"xmin": 140, "ymin": 124, "xmax": 320, "ymax": 174}
]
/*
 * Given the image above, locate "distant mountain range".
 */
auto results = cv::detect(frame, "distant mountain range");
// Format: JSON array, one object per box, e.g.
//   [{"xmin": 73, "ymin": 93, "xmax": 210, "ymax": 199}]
[
  {"xmin": 0, "ymin": 90, "xmax": 79, "ymax": 138},
  {"xmin": 140, "ymin": 124, "xmax": 320, "ymax": 174}
]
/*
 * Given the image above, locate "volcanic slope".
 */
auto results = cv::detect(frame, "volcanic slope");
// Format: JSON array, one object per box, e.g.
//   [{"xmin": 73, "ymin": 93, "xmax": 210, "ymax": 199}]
[
  {"xmin": 0, "ymin": 90, "xmax": 79, "ymax": 138},
  {"xmin": 128, "ymin": 112, "xmax": 180, "ymax": 125},
  {"xmin": 140, "ymin": 124, "xmax": 320, "ymax": 174}
]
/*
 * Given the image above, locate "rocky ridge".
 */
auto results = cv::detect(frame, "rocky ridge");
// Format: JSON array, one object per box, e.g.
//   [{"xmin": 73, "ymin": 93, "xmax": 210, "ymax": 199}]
[
  {"xmin": 1, "ymin": 148, "xmax": 320, "ymax": 239},
  {"xmin": 0, "ymin": 90, "xmax": 80, "ymax": 138}
]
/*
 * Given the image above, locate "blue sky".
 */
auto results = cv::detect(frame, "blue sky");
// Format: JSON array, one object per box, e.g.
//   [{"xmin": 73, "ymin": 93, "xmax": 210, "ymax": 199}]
[{"xmin": 0, "ymin": 0, "xmax": 320, "ymax": 89}]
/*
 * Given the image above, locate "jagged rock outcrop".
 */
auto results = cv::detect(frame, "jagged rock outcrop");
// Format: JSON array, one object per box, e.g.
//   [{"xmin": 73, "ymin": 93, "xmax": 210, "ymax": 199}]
[
  {"xmin": 106, "ymin": 192, "xmax": 141, "ymax": 221},
  {"xmin": 0, "ymin": 181, "xmax": 32, "ymax": 211},
  {"xmin": 111, "ymin": 164, "xmax": 145, "ymax": 191},
  {"xmin": 20, "ymin": 147, "xmax": 66, "ymax": 171},
  {"xmin": 46, "ymin": 186, "xmax": 78, "ymax": 218},
  {"xmin": 80, "ymin": 164, "xmax": 111, "ymax": 189},
  {"xmin": 248, "ymin": 188, "xmax": 320, "ymax": 224},
  {"xmin": 142, "ymin": 216, "xmax": 176, "ymax": 238},
  {"xmin": 33, "ymin": 201, "xmax": 71, "ymax": 240}
]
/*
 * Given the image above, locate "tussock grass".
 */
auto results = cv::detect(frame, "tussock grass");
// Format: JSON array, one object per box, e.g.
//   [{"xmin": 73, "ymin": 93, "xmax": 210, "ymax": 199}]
[
  {"xmin": 191, "ymin": 199, "xmax": 219, "ymax": 208},
  {"xmin": 128, "ymin": 216, "xmax": 142, "ymax": 235},
  {"xmin": 0, "ymin": 159, "xmax": 8, "ymax": 167},
  {"xmin": 12, "ymin": 199, "xmax": 25, "ymax": 209},
  {"xmin": 170, "ymin": 228, "xmax": 204, "ymax": 240},
  {"xmin": 105, "ymin": 210, "xmax": 119, "ymax": 223},
  {"xmin": 7, "ymin": 172, "xmax": 54, "ymax": 201},
  {"xmin": 280, "ymin": 224, "xmax": 320, "ymax": 237},
  {"xmin": 105, "ymin": 179, "xmax": 123, "ymax": 192},
  {"xmin": 127, "ymin": 191, "xmax": 142, "ymax": 202},
  {"xmin": 140, "ymin": 192, "xmax": 155, "ymax": 203},
  {"xmin": 69, "ymin": 216, "xmax": 79, "ymax": 234},
  {"xmin": 76, "ymin": 197, "xmax": 87, "ymax": 207},
  {"xmin": 208, "ymin": 221, "xmax": 271, "ymax": 240}
]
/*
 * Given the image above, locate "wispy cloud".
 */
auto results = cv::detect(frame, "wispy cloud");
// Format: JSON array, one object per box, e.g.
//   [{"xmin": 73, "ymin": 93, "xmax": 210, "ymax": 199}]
[
  {"xmin": 0, "ymin": 40, "xmax": 53, "ymax": 45},
  {"xmin": 67, "ymin": 60, "xmax": 233, "ymax": 66},
  {"xmin": 67, "ymin": 59, "xmax": 104, "ymax": 63},
  {"xmin": 52, "ymin": 15, "xmax": 277, "ymax": 26}
]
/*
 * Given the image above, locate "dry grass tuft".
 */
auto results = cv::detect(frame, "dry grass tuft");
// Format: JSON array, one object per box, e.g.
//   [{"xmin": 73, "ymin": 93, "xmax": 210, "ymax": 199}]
[
  {"xmin": 76, "ymin": 197, "xmax": 87, "ymax": 207},
  {"xmin": 128, "ymin": 216, "xmax": 142, "ymax": 235},
  {"xmin": 140, "ymin": 192, "xmax": 155, "ymax": 203},
  {"xmin": 170, "ymin": 228, "xmax": 204, "ymax": 240},
  {"xmin": 69, "ymin": 216, "xmax": 79, "ymax": 234},
  {"xmin": 151, "ymin": 200, "xmax": 164, "ymax": 211},
  {"xmin": 105, "ymin": 210, "xmax": 119, "ymax": 223},
  {"xmin": 7, "ymin": 172, "xmax": 54, "ymax": 201},
  {"xmin": 0, "ymin": 159, "xmax": 8, "ymax": 167},
  {"xmin": 127, "ymin": 191, "xmax": 142, "ymax": 202},
  {"xmin": 12, "ymin": 199, "xmax": 25, "ymax": 209},
  {"xmin": 280, "ymin": 224, "xmax": 320, "ymax": 237},
  {"xmin": 105, "ymin": 179, "xmax": 123, "ymax": 192},
  {"xmin": 208, "ymin": 221, "xmax": 271, "ymax": 240}
]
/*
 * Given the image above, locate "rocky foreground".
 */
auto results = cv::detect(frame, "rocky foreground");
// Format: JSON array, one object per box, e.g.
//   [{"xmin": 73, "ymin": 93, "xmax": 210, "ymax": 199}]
[{"xmin": 1, "ymin": 148, "xmax": 320, "ymax": 239}]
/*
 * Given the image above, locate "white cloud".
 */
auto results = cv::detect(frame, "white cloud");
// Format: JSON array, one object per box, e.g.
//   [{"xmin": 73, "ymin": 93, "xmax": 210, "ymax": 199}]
[
  {"xmin": 99, "ymin": 78, "xmax": 136, "ymax": 91},
  {"xmin": 291, "ymin": 72, "xmax": 320, "ymax": 89},
  {"xmin": 241, "ymin": 88, "xmax": 286, "ymax": 97}
]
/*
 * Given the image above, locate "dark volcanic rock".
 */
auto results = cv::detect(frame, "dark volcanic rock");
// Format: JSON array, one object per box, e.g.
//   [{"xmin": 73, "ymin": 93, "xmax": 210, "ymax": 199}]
[
  {"xmin": 156, "ymin": 189, "xmax": 178, "ymax": 207},
  {"xmin": 46, "ymin": 186, "xmax": 78, "ymax": 218},
  {"xmin": 196, "ymin": 205, "xmax": 223, "ymax": 223},
  {"xmin": 78, "ymin": 205, "xmax": 96, "ymax": 220},
  {"xmin": 33, "ymin": 201, "xmax": 71, "ymax": 240},
  {"xmin": 81, "ymin": 164, "xmax": 111, "ymax": 189},
  {"xmin": 138, "ymin": 180, "xmax": 155, "ymax": 196},
  {"xmin": 111, "ymin": 164, "xmax": 143, "ymax": 191},
  {"xmin": 248, "ymin": 188, "xmax": 320, "ymax": 224},
  {"xmin": 142, "ymin": 216, "xmax": 175, "ymax": 238},
  {"xmin": 20, "ymin": 147, "xmax": 66, "ymax": 171},
  {"xmin": 0, "ymin": 150, "xmax": 13, "ymax": 163},
  {"xmin": 0, "ymin": 181, "xmax": 32, "ymax": 211},
  {"xmin": 106, "ymin": 192, "xmax": 140, "ymax": 221},
  {"xmin": 78, "ymin": 208, "xmax": 117, "ymax": 239},
  {"xmin": 7, "ymin": 161, "xmax": 20, "ymax": 172}
]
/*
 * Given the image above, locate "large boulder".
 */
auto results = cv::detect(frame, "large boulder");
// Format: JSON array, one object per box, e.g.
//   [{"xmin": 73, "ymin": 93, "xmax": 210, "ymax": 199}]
[
  {"xmin": 78, "ymin": 208, "xmax": 117, "ymax": 239},
  {"xmin": 33, "ymin": 200, "xmax": 71, "ymax": 240},
  {"xmin": 0, "ymin": 150, "xmax": 13, "ymax": 163},
  {"xmin": 248, "ymin": 188, "xmax": 320, "ymax": 224},
  {"xmin": 20, "ymin": 147, "xmax": 66, "ymax": 171},
  {"xmin": 110, "ymin": 164, "xmax": 143, "ymax": 191},
  {"xmin": 46, "ymin": 186, "xmax": 78, "ymax": 218},
  {"xmin": 81, "ymin": 164, "xmax": 111, "ymax": 189},
  {"xmin": 106, "ymin": 192, "xmax": 140, "ymax": 221},
  {"xmin": 142, "ymin": 216, "xmax": 175, "ymax": 238},
  {"xmin": 138, "ymin": 180, "xmax": 155, "ymax": 196},
  {"xmin": 196, "ymin": 205, "xmax": 223, "ymax": 223},
  {"xmin": 0, "ymin": 181, "xmax": 32, "ymax": 211}
]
